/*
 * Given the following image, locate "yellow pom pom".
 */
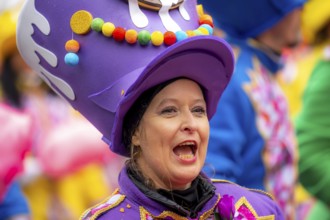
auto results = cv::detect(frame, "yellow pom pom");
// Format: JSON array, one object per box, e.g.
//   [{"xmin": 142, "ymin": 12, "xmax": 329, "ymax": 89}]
[
  {"xmin": 186, "ymin": 30, "xmax": 195, "ymax": 37},
  {"xmin": 196, "ymin": 4, "xmax": 204, "ymax": 18},
  {"xmin": 151, "ymin": 31, "xmax": 164, "ymax": 46},
  {"xmin": 102, "ymin": 22, "xmax": 115, "ymax": 37},
  {"xmin": 70, "ymin": 10, "xmax": 93, "ymax": 35},
  {"xmin": 198, "ymin": 27, "xmax": 209, "ymax": 35}
]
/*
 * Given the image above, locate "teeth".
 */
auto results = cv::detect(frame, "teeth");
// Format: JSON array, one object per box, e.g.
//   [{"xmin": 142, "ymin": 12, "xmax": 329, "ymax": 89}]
[
  {"xmin": 179, "ymin": 154, "xmax": 194, "ymax": 159},
  {"xmin": 179, "ymin": 141, "xmax": 195, "ymax": 146},
  {"xmin": 174, "ymin": 141, "xmax": 197, "ymax": 159}
]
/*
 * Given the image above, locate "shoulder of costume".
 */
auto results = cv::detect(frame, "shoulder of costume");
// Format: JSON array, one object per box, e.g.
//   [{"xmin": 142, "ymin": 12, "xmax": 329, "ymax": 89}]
[
  {"xmin": 211, "ymin": 179, "xmax": 275, "ymax": 201},
  {"xmin": 80, "ymin": 188, "xmax": 127, "ymax": 220}
]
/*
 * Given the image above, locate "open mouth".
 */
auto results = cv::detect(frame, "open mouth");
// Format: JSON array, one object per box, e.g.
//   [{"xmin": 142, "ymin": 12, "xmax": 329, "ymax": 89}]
[{"xmin": 173, "ymin": 141, "xmax": 197, "ymax": 160}]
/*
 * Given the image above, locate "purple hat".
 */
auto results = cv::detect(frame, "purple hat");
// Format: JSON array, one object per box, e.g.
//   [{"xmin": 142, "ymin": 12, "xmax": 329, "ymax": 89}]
[{"xmin": 16, "ymin": 0, "xmax": 234, "ymax": 157}]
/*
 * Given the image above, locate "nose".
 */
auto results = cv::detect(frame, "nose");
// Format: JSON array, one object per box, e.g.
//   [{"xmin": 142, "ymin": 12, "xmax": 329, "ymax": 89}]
[{"xmin": 180, "ymin": 111, "xmax": 197, "ymax": 133}]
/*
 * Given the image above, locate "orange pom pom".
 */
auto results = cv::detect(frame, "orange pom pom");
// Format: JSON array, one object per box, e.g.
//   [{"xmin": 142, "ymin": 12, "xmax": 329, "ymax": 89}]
[
  {"xmin": 199, "ymin": 14, "xmax": 213, "ymax": 23},
  {"xmin": 199, "ymin": 19, "xmax": 214, "ymax": 28},
  {"xmin": 65, "ymin": 40, "xmax": 80, "ymax": 53},
  {"xmin": 125, "ymin": 29, "xmax": 138, "ymax": 44}
]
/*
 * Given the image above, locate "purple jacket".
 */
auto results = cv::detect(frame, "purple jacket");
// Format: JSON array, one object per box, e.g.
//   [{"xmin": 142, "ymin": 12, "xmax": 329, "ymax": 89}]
[{"xmin": 81, "ymin": 167, "xmax": 284, "ymax": 219}]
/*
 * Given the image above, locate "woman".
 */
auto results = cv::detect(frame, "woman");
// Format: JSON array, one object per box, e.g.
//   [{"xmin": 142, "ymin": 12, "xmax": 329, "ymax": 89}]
[
  {"xmin": 16, "ymin": 0, "xmax": 284, "ymax": 219},
  {"xmin": 81, "ymin": 77, "xmax": 284, "ymax": 219}
]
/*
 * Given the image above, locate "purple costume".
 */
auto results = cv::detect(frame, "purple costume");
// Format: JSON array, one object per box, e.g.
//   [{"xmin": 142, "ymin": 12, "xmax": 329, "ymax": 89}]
[{"xmin": 81, "ymin": 167, "xmax": 284, "ymax": 220}]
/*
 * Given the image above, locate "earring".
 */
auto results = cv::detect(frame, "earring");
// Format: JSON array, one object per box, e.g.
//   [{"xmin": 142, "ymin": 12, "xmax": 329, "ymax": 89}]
[{"xmin": 131, "ymin": 145, "xmax": 141, "ymax": 160}]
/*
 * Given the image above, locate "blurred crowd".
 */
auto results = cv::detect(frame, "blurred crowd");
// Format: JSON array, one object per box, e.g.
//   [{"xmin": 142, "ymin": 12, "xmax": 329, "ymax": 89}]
[{"xmin": 1, "ymin": 0, "xmax": 330, "ymax": 219}]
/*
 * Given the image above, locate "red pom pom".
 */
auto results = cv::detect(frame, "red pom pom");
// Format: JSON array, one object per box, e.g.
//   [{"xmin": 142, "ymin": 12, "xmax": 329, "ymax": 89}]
[
  {"xmin": 164, "ymin": 31, "xmax": 176, "ymax": 46},
  {"xmin": 112, "ymin": 27, "xmax": 126, "ymax": 42}
]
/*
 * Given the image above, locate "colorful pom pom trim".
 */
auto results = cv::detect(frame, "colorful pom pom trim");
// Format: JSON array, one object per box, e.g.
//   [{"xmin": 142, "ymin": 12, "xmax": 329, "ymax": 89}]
[
  {"xmin": 65, "ymin": 7, "xmax": 214, "ymax": 66},
  {"xmin": 70, "ymin": 9, "xmax": 214, "ymax": 47}
]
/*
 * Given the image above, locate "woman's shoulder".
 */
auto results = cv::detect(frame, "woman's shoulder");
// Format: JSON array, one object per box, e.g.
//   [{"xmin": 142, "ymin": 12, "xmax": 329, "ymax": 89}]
[
  {"xmin": 79, "ymin": 188, "xmax": 134, "ymax": 220},
  {"xmin": 211, "ymin": 179, "xmax": 284, "ymax": 219},
  {"xmin": 212, "ymin": 179, "xmax": 274, "ymax": 200}
]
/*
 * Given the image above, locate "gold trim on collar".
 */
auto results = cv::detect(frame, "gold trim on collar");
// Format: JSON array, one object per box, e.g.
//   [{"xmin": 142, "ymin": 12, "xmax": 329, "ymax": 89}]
[
  {"xmin": 212, "ymin": 179, "xmax": 275, "ymax": 200},
  {"xmin": 235, "ymin": 197, "xmax": 258, "ymax": 217},
  {"xmin": 140, "ymin": 207, "xmax": 188, "ymax": 220},
  {"xmin": 139, "ymin": 193, "xmax": 220, "ymax": 220},
  {"xmin": 235, "ymin": 197, "xmax": 275, "ymax": 220},
  {"xmin": 80, "ymin": 188, "xmax": 125, "ymax": 220},
  {"xmin": 200, "ymin": 194, "xmax": 221, "ymax": 220}
]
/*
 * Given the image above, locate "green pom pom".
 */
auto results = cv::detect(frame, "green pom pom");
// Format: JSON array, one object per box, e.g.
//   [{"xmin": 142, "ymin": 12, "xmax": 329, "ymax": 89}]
[
  {"xmin": 91, "ymin": 18, "xmax": 104, "ymax": 32},
  {"xmin": 138, "ymin": 30, "xmax": 151, "ymax": 45}
]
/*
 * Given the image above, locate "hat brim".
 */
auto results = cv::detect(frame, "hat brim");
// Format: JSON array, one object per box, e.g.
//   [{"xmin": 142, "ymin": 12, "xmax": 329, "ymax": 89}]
[{"xmin": 111, "ymin": 36, "xmax": 234, "ymax": 157}]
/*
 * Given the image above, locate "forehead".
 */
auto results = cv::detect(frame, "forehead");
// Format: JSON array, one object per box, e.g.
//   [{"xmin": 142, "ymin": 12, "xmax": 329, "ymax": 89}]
[{"xmin": 150, "ymin": 79, "xmax": 204, "ymax": 102}]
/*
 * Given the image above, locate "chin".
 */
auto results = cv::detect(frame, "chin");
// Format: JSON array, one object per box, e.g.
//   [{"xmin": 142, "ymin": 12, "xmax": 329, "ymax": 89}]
[
  {"xmin": 173, "ymin": 167, "xmax": 200, "ymax": 184},
  {"xmin": 171, "ymin": 177, "xmax": 197, "ymax": 190}
]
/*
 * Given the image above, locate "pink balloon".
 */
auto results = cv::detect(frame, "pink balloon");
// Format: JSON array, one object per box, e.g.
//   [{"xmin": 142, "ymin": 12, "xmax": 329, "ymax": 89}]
[
  {"xmin": 37, "ymin": 118, "xmax": 112, "ymax": 178},
  {"xmin": 0, "ymin": 103, "xmax": 32, "ymax": 200}
]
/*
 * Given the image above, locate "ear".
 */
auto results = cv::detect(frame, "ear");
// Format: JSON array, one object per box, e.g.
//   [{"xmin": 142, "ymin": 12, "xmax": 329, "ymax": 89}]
[{"xmin": 131, "ymin": 127, "xmax": 141, "ymax": 147}]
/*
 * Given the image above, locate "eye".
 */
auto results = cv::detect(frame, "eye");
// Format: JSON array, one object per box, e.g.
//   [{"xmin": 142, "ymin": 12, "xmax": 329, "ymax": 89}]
[
  {"xmin": 160, "ymin": 106, "xmax": 177, "ymax": 116},
  {"xmin": 192, "ymin": 106, "xmax": 206, "ymax": 117}
]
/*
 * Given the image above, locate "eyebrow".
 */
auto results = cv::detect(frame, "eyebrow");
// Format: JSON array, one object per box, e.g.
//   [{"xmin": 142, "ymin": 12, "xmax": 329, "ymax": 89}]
[{"xmin": 158, "ymin": 98, "xmax": 206, "ymax": 106}]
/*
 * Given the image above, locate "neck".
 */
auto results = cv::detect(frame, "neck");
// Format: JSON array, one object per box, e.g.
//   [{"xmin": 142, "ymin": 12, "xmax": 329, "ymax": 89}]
[{"xmin": 135, "ymin": 158, "xmax": 193, "ymax": 191}]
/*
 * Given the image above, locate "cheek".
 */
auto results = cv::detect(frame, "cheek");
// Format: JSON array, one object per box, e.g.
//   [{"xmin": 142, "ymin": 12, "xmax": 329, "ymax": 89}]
[
  {"xmin": 201, "ymin": 120, "xmax": 210, "ymax": 141},
  {"xmin": 154, "ymin": 121, "xmax": 179, "ymax": 141},
  {"xmin": 198, "ymin": 120, "xmax": 210, "ymax": 155},
  {"xmin": 138, "ymin": 122, "xmax": 166, "ymax": 152}
]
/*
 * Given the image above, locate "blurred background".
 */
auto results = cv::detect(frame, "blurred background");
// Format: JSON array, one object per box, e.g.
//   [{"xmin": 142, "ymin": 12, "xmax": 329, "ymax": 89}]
[{"xmin": 1, "ymin": 0, "xmax": 330, "ymax": 219}]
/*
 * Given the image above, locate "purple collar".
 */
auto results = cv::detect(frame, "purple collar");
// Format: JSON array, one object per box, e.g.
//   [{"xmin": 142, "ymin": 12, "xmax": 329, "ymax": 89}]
[{"xmin": 118, "ymin": 166, "xmax": 220, "ymax": 218}]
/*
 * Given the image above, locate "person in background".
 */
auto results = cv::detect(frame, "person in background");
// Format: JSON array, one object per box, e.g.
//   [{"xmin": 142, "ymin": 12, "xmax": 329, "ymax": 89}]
[
  {"xmin": 277, "ymin": 2, "xmax": 330, "ymax": 119},
  {"xmin": 0, "ymin": 3, "xmax": 32, "ymax": 219},
  {"xmin": 0, "ymin": 103, "xmax": 32, "ymax": 220},
  {"xmin": 0, "ymin": 181, "xmax": 31, "ymax": 220},
  {"xmin": 197, "ymin": 0, "xmax": 306, "ymax": 219},
  {"xmin": 295, "ymin": 1, "xmax": 330, "ymax": 219},
  {"xmin": 16, "ymin": 0, "xmax": 285, "ymax": 219}
]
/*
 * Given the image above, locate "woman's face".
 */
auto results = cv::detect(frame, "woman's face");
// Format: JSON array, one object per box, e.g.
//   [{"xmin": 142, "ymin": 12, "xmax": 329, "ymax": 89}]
[{"xmin": 132, "ymin": 79, "xmax": 210, "ymax": 190}]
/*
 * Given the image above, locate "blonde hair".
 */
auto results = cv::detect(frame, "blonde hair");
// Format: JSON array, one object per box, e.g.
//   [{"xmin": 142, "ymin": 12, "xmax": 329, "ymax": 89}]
[{"xmin": 126, "ymin": 145, "xmax": 156, "ymax": 189}]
